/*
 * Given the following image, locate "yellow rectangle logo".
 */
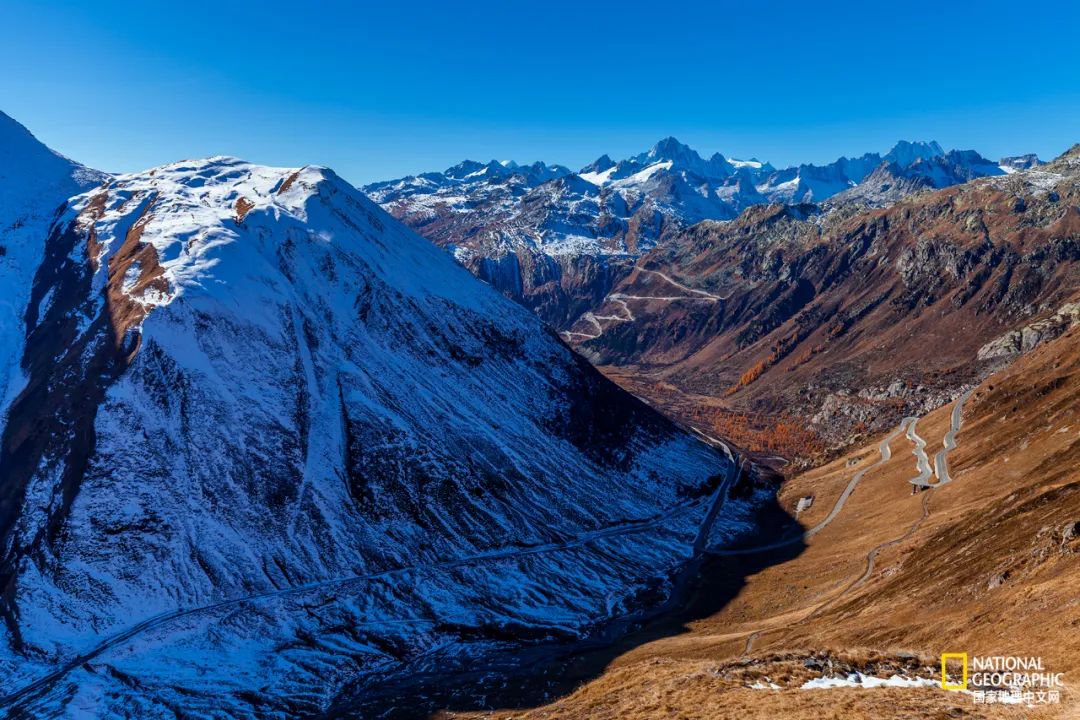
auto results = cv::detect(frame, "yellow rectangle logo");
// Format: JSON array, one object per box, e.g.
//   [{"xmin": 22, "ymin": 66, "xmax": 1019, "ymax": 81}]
[{"xmin": 941, "ymin": 652, "xmax": 968, "ymax": 690}]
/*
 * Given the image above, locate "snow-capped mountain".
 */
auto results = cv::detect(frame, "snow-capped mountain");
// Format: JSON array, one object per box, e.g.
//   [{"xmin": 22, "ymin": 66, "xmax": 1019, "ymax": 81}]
[
  {"xmin": 0, "ymin": 151, "xmax": 758, "ymax": 717},
  {"xmin": 999, "ymin": 153, "xmax": 1045, "ymax": 172},
  {"xmin": 365, "ymin": 138, "xmax": 1024, "ymax": 328},
  {"xmin": 563, "ymin": 147, "xmax": 1079, "ymax": 453},
  {"xmin": 0, "ymin": 112, "xmax": 105, "ymax": 441},
  {"xmin": 831, "ymin": 149, "xmax": 1014, "ymax": 207}
]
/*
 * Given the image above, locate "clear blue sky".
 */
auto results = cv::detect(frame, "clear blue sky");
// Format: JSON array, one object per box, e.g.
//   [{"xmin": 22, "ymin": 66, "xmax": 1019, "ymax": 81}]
[{"xmin": 2, "ymin": 0, "xmax": 1078, "ymax": 184}]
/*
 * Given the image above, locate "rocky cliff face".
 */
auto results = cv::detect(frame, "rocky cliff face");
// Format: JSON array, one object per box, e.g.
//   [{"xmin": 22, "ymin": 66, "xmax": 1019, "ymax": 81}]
[
  {"xmin": 566, "ymin": 147, "xmax": 1079, "ymax": 457},
  {"xmin": 0, "ymin": 155, "xmax": 758, "ymax": 718},
  {"xmin": 366, "ymin": 139, "xmax": 1021, "ymax": 330},
  {"xmin": 977, "ymin": 301, "xmax": 1080, "ymax": 360}
]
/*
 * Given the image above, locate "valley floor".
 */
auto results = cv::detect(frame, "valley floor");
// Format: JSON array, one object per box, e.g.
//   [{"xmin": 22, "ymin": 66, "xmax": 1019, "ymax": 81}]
[{"xmin": 437, "ymin": 327, "xmax": 1080, "ymax": 719}]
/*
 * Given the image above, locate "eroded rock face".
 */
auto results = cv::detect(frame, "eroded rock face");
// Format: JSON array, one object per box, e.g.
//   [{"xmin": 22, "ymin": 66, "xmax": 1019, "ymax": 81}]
[
  {"xmin": 0, "ymin": 157, "xmax": 756, "ymax": 717},
  {"xmin": 564, "ymin": 148, "xmax": 1080, "ymax": 454},
  {"xmin": 977, "ymin": 302, "xmax": 1080, "ymax": 360}
]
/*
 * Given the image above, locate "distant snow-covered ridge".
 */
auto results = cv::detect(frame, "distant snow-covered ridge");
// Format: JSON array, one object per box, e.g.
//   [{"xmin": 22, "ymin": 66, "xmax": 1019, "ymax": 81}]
[{"xmin": 365, "ymin": 137, "xmax": 1039, "ymax": 328}]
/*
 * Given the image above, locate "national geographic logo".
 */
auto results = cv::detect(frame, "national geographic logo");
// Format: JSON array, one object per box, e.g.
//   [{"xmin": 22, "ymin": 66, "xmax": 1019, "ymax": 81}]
[
  {"xmin": 941, "ymin": 653, "xmax": 1064, "ymax": 705},
  {"xmin": 941, "ymin": 653, "xmax": 967, "ymax": 690}
]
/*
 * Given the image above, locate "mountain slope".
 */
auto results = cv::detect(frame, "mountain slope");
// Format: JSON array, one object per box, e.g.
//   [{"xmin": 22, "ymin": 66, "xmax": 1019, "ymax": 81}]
[
  {"xmin": 832, "ymin": 149, "xmax": 1009, "ymax": 207},
  {"xmin": 366, "ymin": 139, "xmax": 1020, "ymax": 330},
  {"xmin": 0, "ymin": 111, "xmax": 105, "ymax": 439},
  {"xmin": 0, "ymin": 156, "xmax": 758, "ymax": 718},
  {"xmin": 443, "ymin": 296, "xmax": 1080, "ymax": 720},
  {"xmin": 566, "ymin": 146, "xmax": 1080, "ymax": 460}
]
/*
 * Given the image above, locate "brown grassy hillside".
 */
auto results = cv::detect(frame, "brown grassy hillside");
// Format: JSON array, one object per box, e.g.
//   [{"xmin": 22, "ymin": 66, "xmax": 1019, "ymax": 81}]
[
  {"xmin": 442, "ymin": 325, "xmax": 1080, "ymax": 719},
  {"xmin": 571, "ymin": 149, "xmax": 1080, "ymax": 463}
]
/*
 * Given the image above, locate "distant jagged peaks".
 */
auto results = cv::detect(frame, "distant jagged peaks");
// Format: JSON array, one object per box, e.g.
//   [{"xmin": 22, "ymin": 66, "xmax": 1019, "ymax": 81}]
[
  {"xmin": 441, "ymin": 158, "xmax": 570, "ymax": 183},
  {"xmin": 640, "ymin": 136, "xmax": 706, "ymax": 165},
  {"xmin": 368, "ymin": 136, "xmax": 1036, "ymax": 210},
  {"xmin": 628, "ymin": 136, "xmax": 732, "ymax": 179},
  {"xmin": 580, "ymin": 153, "xmax": 615, "ymax": 174},
  {"xmin": 373, "ymin": 136, "xmax": 1016, "ymax": 203},
  {"xmin": 883, "ymin": 139, "xmax": 945, "ymax": 166},
  {"xmin": 999, "ymin": 153, "xmax": 1044, "ymax": 171},
  {"xmin": 363, "ymin": 135, "xmax": 1043, "ymax": 285}
]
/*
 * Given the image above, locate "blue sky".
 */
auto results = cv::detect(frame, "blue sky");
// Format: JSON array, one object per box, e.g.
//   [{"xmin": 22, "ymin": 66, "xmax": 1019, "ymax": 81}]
[{"xmin": 2, "ymin": 0, "xmax": 1078, "ymax": 184}]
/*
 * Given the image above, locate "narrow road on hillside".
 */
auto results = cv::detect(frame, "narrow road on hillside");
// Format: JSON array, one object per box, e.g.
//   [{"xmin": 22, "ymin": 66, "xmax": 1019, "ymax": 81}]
[
  {"xmin": 609, "ymin": 292, "xmax": 717, "ymax": 302},
  {"xmin": 738, "ymin": 392, "xmax": 973, "ymax": 655},
  {"xmin": 633, "ymin": 266, "xmax": 730, "ymax": 300},
  {"xmin": 905, "ymin": 416, "xmax": 933, "ymax": 488},
  {"xmin": 562, "ymin": 264, "xmax": 727, "ymax": 342},
  {"xmin": 933, "ymin": 388, "xmax": 974, "ymax": 485},
  {"xmin": 0, "ymin": 454, "xmax": 740, "ymax": 711},
  {"xmin": 742, "ymin": 488, "xmax": 935, "ymax": 655},
  {"xmin": 713, "ymin": 419, "xmax": 911, "ymax": 557},
  {"xmin": 336, "ymin": 456, "xmax": 743, "ymax": 714}
]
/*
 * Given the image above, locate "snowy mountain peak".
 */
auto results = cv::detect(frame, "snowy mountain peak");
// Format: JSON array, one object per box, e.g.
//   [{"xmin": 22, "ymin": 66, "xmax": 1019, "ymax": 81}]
[
  {"xmin": 0, "ymin": 110, "xmax": 106, "ymax": 442},
  {"xmin": 636, "ymin": 136, "xmax": 723, "ymax": 177},
  {"xmin": 998, "ymin": 153, "xmax": 1043, "ymax": 172},
  {"xmin": 644, "ymin": 136, "xmax": 698, "ymax": 161},
  {"xmin": 0, "ymin": 147, "xmax": 742, "ymax": 716},
  {"xmin": 883, "ymin": 139, "xmax": 945, "ymax": 166},
  {"xmin": 72, "ymin": 157, "xmax": 502, "ymax": 317},
  {"xmin": 580, "ymin": 153, "xmax": 615, "ymax": 174},
  {"xmin": 444, "ymin": 159, "xmax": 490, "ymax": 179}
]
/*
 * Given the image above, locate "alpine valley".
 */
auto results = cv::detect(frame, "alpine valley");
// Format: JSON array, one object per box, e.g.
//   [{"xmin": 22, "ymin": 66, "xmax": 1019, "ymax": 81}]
[{"xmin": 0, "ymin": 106, "xmax": 1078, "ymax": 720}]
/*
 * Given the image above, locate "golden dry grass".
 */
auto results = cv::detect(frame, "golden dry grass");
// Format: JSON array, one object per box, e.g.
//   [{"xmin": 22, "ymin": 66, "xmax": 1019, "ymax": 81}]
[{"xmin": 443, "ymin": 329, "xmax": 1080, "ymax": 719}]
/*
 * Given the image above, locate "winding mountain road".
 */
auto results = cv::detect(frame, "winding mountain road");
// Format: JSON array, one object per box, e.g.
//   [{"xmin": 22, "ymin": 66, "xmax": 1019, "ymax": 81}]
[
  {"xmin": 905, "ymin": 416, "xmax": 933, "ymax": 488},
  {"xmin": 713, "ymin": 419, "xmax": 911, "ymax": 557},
  {"xmin": 738, "ymin": 391, "xmax": 973, "ymax": 654},
  {"xmin": 933, "ymin": 388, "xmax": 974, "ymax": 485},
  {"xmin": 632, "ymin": 267, "xmax": 730, "ymax": 300},
  {"xmin": 563, "ymin": 264, "xmax": 727, "ymax": 342}
]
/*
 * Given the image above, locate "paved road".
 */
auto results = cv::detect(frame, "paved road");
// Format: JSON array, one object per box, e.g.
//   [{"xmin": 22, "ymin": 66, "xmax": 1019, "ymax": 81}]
[
  {"xmin": 905, "ymin": 416, "xmax": 933, "ymax": 488},
  {"xmin": 713, "ymin": 419, "xmax": 911, "ymax": 557},
  {"xmin": 933, "ymin": 388, "xmax": 974, "ymax": 485},
  {"xmin": 742, "ymin": 488, "xmax": 935, "ymax": 656},
  {"xmin": 609, "ymin": 292, "xmax": 717, "ymax": 303},
  {"xmin": 0, "ymin": 454, "xmax": 739, "ymax": 711},
  {"xmin": 739, "ymin": 391, "xmax": 975, "ymax": 654},
  {"xmin": 562, "ymin": 264, "xmax": 726, "ymax": 342},
  {"xmin": 633, "ymin": 266, "xmax": 730, "ymax": 300}
]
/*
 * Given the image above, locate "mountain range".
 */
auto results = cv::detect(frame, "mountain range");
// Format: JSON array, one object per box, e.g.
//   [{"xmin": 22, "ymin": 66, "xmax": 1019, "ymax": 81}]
[
  {"xmin": 0, "ymin": 112, "xmax": 760, "ymax": 717},
  {"xmin": 366, "ymin": 137, "xmax": 1041, "ymax": 328},
  {"xmin": 0, "ymin": 107, "xmax": 1077, "ymax": 719},
  {"xmin": 569, "ymin": 147, "xmax": 1079, "ymax": 460}
]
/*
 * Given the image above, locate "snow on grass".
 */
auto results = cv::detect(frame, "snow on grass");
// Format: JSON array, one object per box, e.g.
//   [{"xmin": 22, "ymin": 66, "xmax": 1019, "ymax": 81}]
[{"xmin": 800, "ymin": 672, "xmax": 939, "ymax": 690}]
